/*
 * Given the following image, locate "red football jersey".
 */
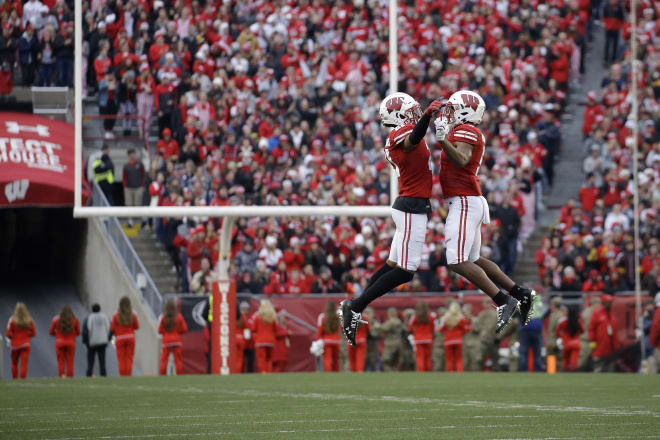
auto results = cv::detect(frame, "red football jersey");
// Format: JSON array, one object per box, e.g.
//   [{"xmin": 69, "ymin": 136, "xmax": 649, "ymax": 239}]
[
  {"xmin": 440, "ymin": 123, "xmax": 485, "ymax": 198},
  {"xmin": 384, "ymin": 124, "xmax": 432, "ymax": 199}
]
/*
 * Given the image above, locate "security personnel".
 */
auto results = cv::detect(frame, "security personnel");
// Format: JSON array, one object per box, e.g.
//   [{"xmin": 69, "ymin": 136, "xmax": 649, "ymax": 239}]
[
  {"xmin": 93, "ymin": 144, "xmax": 115, "ymax": 205},
  {"xmin": 476, "ymin": 296, "xmax": 499, "ymax": 371},
  {"xmin": 363, "ymin": 307, "xmax": 381, "ymax": 372}
]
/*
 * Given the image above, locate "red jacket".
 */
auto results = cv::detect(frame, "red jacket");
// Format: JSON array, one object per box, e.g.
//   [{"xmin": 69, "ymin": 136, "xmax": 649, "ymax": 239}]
[
  {"xmin": 409, "ymin": 314, "xmax": 434, "ymax": 344},
  {"xmin": 555, "ymin": 317, "xmax": 583, "ymax": 349},
  {"xmin": 439, "ymin": 317, "xmax": 471, "ymax": 346},
  {"xmin": 158, "ymin": 314, "xmax": 188, "ymax": 346},
  {"xmin": 110, "ymin": 312, "xmax": 140, "ymax": 341},
  {"xmin": 251, "ymin": 315, "xmax": 279, "ymax": 346},
  {"xmin": 187, "ymin": 241, "xmax": 207, "ymax": 273},
  {"xmin": 238, "ymin": 313, "xmax": 254, "ymax": 349},
  {"xmin": 273, "ymin": 324, "xmax": 290, "ymax": 363},
  {"xmin": 282, "ymin": 250, "xmax": 305, "ymax": 271},
  {"xmin": 156, "ymin": 138, "xmax": 179, "ymax": 159},
  {"xmin": 6, "ymin": 318, "xmax": 36, "ymax": 349},
  {"xmin": 588, "ymin": 306, "xmax": 619, "ymax": 357},
  {"xmin": 316, "ymin": 315, "xmax": 340, "ymax": 345},
  {"xmin": 354, "ymin": 321, "xmax": 369, "ymax": 345},
  {"xmin": 650, "ymin": 308, "xmax": 660, "ymax": 350},
  {"xmin": 579, "ymin": 185, "xmax": 600, "ymax": 212},
  {"xmin": 49, "ymin": 316, "xmax": 80, "ymax": 347}
]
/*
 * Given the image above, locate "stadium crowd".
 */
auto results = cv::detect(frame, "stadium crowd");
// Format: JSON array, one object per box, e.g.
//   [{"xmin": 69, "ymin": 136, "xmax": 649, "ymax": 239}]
[
  {"xmin": 0, "ymin": 0, "xmax": 75, "ymax": 94},
  {"xmin": 82, "ymin": 0, "xmax": 591, "ymax": 294},
  {"xmin": 535, "ymin": 1, "xmax": 660, "ymax": 295}
]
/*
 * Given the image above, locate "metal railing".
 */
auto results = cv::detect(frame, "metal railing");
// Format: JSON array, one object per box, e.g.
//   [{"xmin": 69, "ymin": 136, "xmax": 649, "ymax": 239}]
[{"xmin": 91, "ymin": 181, "xmax": 162, "ymax": 320}]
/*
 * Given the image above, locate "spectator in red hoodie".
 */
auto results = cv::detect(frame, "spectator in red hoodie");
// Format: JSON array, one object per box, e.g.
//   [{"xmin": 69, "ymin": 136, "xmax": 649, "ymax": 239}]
[
  {"xmin": 582, "ymin": 269, "xmax": 605, "ymax": 292},
  {"xmin": 251, "ymin": 299, "xmax": 279, "ymax": 373},
  {"xmin": 555, "ymin": 307, "xmax": 584, "ymax": 371},
  {"xmin": 439, "ymin": 302, "xmax": 471, "ymax": 372},
  {"xmin": 317, "ymin": 301, "xmax": 340, "ymax": 372},
  {"xmin": 158, "ymin": 299, "xmax": 188, "ymax": 375},
  {"xmin": 6, "ymin": 302, "xmax": 36, "ymax": 379},
  {"xmin": 111, "ymin": 297, "xmax": 140, "ymax": 376},
  {"xmin": 156, "ymin": 128, "xmax": 179, "ymax": 160},
  {"xmin": 49, "ymin": 305, "xmax": 80, "ymax": 378},
  {"xmin": 588, "ymin": 294, "xmax": 619, "ymax": 372},
  {"xmin": 409, "ymin": 301, "xmax": 434, "ymax": 372}
]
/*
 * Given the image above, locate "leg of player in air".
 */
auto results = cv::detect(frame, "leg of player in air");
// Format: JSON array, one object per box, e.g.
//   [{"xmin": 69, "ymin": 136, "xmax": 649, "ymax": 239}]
[
  {"xmin": 339, "ymin": 93, "xmax": 445, "ymax": 345},
  {"xmin": 434, "ymin": 90, "xmax": 536, "ymax": 334}
]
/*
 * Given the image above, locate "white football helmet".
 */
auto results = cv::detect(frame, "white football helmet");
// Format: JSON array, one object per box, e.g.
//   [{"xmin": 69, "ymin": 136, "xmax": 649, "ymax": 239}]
[
  {"xmin": 445, "ymin": 90, "xmax": 486, "ymax": 125},
  {"xmin": 378, "ymin": 92, "xmax": 421, "ymax": 128}
]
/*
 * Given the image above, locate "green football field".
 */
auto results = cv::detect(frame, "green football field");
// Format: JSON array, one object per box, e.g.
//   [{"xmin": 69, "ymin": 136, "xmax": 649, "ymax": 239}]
[{"xmin": 1, "ymin": 373, "xmax": 658, "ymax": 439}]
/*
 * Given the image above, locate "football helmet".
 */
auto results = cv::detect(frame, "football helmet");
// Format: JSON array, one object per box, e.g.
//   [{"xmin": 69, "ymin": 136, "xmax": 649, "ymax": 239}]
[
  {"xmin": 444, "ymin": 90, "xmax": 486, "ymax": 124},
  {"xmin": 378, "ymin": 92, "xmax": 421, "ymax": 128}
]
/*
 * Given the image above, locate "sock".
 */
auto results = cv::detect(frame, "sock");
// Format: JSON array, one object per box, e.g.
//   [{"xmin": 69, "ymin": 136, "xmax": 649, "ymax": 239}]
[
  {"xmin": 365, "ymin": 263, "xmax": 394, "ymax": 290},
  {"xmin": 508, "ymin": 284, "xmax": 524, "ymax": 301},
  {"xmin": 351, "ymin": 267, "xmax": 414, "ymax": 313},
  {"xmin": 492, "ymin": 291, "xmax": 509, "ymax": 307}
]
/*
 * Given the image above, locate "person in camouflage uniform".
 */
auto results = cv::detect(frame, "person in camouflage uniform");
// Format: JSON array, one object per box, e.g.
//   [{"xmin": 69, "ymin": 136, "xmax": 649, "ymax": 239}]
[
  {"xmin": 462, "ymin": 304, "xmax": 481, "ymax": 371},
  {"xmin": 502, "ymin": 317, "xmax": 519, "ymax": 372},
  {"xmin": 547, "ymin": 296, "xmax": 564, "ymax": 366},
  {"xmin": 400, "ymin": 308, "xmax": 416, "ymax": 371},
  {"xmin": 476, "ymin": 296, "xmax": 500, "ymax": 371},
  {"xmin": 381, "ymin": 307, "xmax": 404, "ymax": 372},
  {"xmin": 432, "ymin": 306, "xmax": 447, "ymax": 371},
  {"xmin": 363, "ymin": 307, "xmax": 380, "ymax": 372},
  {"xmin": 579, "ymin": 296, "xmax": 601, "ymax": 370}
]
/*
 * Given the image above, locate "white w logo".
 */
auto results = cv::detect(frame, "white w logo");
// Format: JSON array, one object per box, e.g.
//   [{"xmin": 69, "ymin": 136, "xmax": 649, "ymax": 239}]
[{"xmin": 4, "ymin": 179, "xmax": 29, "ymax": 203}]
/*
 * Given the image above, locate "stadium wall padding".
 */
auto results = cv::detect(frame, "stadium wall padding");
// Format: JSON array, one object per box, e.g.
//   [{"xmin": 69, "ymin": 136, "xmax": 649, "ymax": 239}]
[{"xmin": 77, "ymin": 218, "xmax": 159, "ymax": 376}]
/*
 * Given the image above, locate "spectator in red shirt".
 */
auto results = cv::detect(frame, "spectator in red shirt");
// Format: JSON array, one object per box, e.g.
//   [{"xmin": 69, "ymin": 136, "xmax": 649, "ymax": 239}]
[
  {"xmin": 409, "ymin": 301, "xmax": 435, "ymax": 372},
  {"xmin": 158, "ymin": 299, "xmax": 188, "ymax": 375},
  {"xmin": 187, "ymin": 225, "xmax": 208, "ymax": 279},
  {"xmin": 5, "ymin": 302, "xmax": 36, "ymax": 379},
  {"xmin": 111, "ymin": 297, "xmax": 140, "ymax": 376},
  {"xmin": 251, "ymin": 299, "xmax": 279, "ymax": 373},
  {"xmin": 439, "ymin": 302, "xmax": 471, "ymax": 372},
  {"xmin": 156, "ymin": 128, "xmax": 179, "ymax": 160},
  {"xmin": 317, "ymin": 301, "xmax": 340, "ymax": 372},
  {"xmin": 579, "ymin": 174, "xmax": 601, "ymax": 212},
  {"xmin": 555, "ymin": 307, "xmax": 584, "ymax": 371},
  {"xmin": 582, "ymin": 269, "xmax": 605, "ymax": 292},
  {"xmin": 272, "ymin": 314, "xmax": 290, "ymax": 373},
  {"xmin": 283, "ymin": 236, "xmax": 305, "ymax": 271},
  {"xmin": 49, "ymin": 305, "xmax": 80, "ymax": 378},
  {"xmin": 602, "ymin": 0, "xmax": 624, "ymax": 63},
  {"xmin": 588, "ymin": 294, "xmax": 619, "ymax": 372}
]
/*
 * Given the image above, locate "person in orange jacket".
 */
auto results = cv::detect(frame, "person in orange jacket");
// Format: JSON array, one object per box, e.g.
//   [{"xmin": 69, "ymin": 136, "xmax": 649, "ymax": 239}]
[
  {"xmin": 555, "ymin": 306, "xmax": 584, "ymax": 371},
  {"xmin": 251, "ymin": 299, "xmax": 279, "ymax": 373},
  {"xmin": 273, "ymin": 313, "xmax": 290, "ymax": 373},
  {"xmin": 588, "ymin": 294, "xmax": 619, "ymax": 372},
  {"xmin": 409, "ymin": 301, "xmax": 434, "ymax": 372},
  {"xmin": 348, "ymin": 312, "xmax": 369, "ymax": 373},
  {"xmin": 111, "ymin": 297, "xmax": 140, "ymax": 376},
  {"xmin": 317, "ymin": 301, "xmax": 340, "ymax": 372},
  {"xmin": 439, "ymin": 302, "xmax": 471, "ymax": 372},
  {"xmin": 158, "ymin": 299, "xmax": 188, "ymax": 375},
  {"xmin": 49, "ymin": 305, "xmax": 81, "ymax": 378},
  {"xmin": 6, "ymin": 302, "xmax": 36, "ymax": 379}
]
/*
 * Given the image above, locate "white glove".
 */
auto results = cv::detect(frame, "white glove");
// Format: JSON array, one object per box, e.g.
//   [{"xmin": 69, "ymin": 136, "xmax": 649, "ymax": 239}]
[
  {"xmin": 556, "ymin": 338, "xmax": 563, "ymax": 351},
  {"xmin": 407, "ymin": 334, "xmax": 416, "ymax": 352},
  {"xmin": 434, "ymin": 117, "xmax": 451, "ymax": 141}
]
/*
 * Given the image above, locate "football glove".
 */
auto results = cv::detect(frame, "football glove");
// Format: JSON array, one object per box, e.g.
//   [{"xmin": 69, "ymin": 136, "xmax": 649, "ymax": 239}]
[
  {"xmin": 423, "ymin": 97, "xmax": 445, "ymax": 117},
  {"xmin": 434, "ymin": 117, "xmax": 451, "ymax": 141}
]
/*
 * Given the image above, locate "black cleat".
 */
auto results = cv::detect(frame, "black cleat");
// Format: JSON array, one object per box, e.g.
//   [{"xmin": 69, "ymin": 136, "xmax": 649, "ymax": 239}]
[
  {"xmin": 338, "ymin": 300, "xmax": 366, "ymax": 346},
  {"xmin": 518, "ymin": 287, "xmax": 537, "ymax": 326},
  {"xmin": 495, "ymin": 296, "xmax": 520, "ymax": 335}
]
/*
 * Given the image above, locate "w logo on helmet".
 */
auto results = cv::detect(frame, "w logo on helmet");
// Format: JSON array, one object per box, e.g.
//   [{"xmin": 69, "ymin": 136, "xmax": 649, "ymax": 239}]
[
  {"xmin": 461, "ymin": 93, "xmax": 479, "ymax": 111},
  {"xmin": 386, "ymin": 96, "xmax": 404, "ymax": 113}
]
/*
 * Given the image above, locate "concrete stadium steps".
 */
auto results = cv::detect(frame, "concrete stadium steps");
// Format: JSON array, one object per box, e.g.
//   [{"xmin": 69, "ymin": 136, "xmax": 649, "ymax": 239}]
[
  {"xmin": 129, "ymin": 229, "xmax": 179, "ymax": 294},
  {"xmin": 511, "ymin": 27, "xmax": 608, "ymax": 284},
  {"xmin": 512, "ymin": 227, "xmax": 549, "ymax": 284},
  {"xmin": 0, "ymin": 282, "xmax": 120, "ymax": 378}
]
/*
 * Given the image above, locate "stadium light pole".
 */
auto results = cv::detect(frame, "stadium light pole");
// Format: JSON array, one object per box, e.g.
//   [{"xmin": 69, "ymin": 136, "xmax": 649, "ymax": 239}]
[
  {"xmin": 630, "ymin": 0, "xmax": 644, "ymax": 365},
  {"xmin": 389, "ymin": 0, "xmax": 399, "ymax": 204}
]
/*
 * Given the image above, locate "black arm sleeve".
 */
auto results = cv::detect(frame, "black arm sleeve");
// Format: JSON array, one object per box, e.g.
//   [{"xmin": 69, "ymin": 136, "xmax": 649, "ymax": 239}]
[{"xmin": 408, "ymin": 112, "xmax": 432, "ymax": 146}]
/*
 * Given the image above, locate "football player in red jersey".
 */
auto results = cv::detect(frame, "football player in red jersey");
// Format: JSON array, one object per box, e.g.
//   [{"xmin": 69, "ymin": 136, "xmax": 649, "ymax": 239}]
[
  {"xmin": 434, "ymin": 90, "xmax": 536, "ymax": 334},
  {"xmin": 339, "ymin": 92, "xmax": 444, "ymax": 345}
]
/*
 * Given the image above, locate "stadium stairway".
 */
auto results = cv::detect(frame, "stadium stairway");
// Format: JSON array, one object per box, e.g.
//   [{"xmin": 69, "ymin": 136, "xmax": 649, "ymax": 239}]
[
  {"xmin": 129, "ymin": 228, "xmax": 179, "ymax": 294},
  {"xmin": 512, "ymin": 26, "xmax": 607, "ymax": 284},
  {"xmin": 0, "ymin": 282, "xmax": 120, "ymax": 379}
]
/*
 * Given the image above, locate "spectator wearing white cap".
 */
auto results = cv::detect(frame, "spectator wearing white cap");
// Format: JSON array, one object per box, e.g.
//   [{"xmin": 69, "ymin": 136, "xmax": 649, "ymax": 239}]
[{"xmin": 259, "ymin": 236, "xmax": 283, "ymax": 270}]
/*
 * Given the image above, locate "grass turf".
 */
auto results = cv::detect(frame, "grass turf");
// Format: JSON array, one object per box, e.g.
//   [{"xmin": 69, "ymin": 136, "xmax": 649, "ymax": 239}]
[{"xmin": 0, "ymin": 373, "xmax": 658, "ymax": 439}]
